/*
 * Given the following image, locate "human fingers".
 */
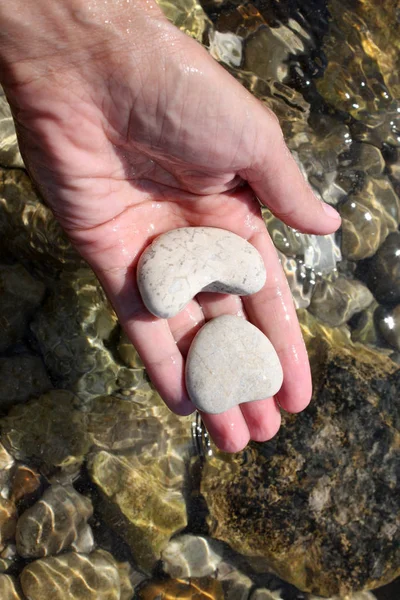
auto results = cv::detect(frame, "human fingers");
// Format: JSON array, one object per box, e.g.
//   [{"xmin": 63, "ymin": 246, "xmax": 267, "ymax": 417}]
[
  {"xmin": 200, "ymin": 406, "xmax": 250, "ymax": 453},
  {"xmin": 240, "ymin": 106, "xmax": 341, "ymax": 235},
  {"xmin": 240, "ymin": 398, "xmax": 281, "ymax": 442},
  {"xmin": 195, "ymin": 293, "xmax": 250, "ymax": 450},
  {"xmin": 243, "ymin": 229, "xmax": 312, "ymax": 414},
  {"xmin": 94, "ymin": 268, "xmax": 195, "ymax": 416},
  {"xmin": 167, "ymin": 300, "xmax": 204, "ymax": 356}
]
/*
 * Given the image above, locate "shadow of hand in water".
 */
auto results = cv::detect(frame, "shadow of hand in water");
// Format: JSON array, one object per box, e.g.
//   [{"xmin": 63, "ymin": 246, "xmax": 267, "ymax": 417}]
[{"xmin": 1, "ymin": 0, "xmax": 341, "ymax": 451}]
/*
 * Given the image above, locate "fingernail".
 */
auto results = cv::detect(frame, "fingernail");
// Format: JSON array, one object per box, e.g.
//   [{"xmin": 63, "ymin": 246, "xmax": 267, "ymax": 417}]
[{"xmin": 322, "ymin": 202, "xmax": 341, "ymax": 220}]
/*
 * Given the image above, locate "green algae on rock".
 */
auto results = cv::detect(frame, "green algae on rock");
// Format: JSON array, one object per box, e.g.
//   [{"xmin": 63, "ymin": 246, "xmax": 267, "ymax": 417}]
[
  {"xmin": 20, "ymin": 550, "xmax": 128, "ymax": 600},
  {"xmin": 16, "ymin": 484, "xmax": 93, "ymax": 558},
  {"xmin": 0, "ymin": 575, "xmax": 25, "ymax": 600},
  {"xmin": 201, "ymin": 334, "xmax": 400, "ymax": 597}
]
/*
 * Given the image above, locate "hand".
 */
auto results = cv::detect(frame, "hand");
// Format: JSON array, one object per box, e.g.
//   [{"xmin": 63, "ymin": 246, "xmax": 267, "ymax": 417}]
[{"xmin": 0, "ymin": 0, "xmax": 340, "ymax": 451}]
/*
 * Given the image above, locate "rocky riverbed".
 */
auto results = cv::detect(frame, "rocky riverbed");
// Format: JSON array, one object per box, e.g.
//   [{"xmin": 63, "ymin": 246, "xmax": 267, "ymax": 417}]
[{"xmin": 0, "ymin": 0, "xmax": 399, "ymax": 598}]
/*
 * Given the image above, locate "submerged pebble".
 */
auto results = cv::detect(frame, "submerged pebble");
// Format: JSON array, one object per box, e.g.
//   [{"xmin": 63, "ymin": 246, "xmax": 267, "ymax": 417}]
[
  {"xmin": 364, "ymin": 231, "xmax": 400, "ymax": 304},
  {"xmin": 137, "ymin": 576, "xmax": 224, "ymax": 600},
  {"xmin": 161, "ymin": 535, "xmax": 223, "ymax": 579},
  {"xmin": 137, "ymin": 227, "xmax": 266, "ymax": 318},
  {"xmin": 308, "ymin": 277, "xmax": 373, "ymax": 327},
  {"xmin": 20, "ymin": 550, "xmax": 123, "ymax": 600},
  {"xmin": 375, "ymin": 304, "xmax": 400, "ymax": 351},
  {"xmin": 0, "ymin": 575, "xmax": 24, "ymax": 600},
  {"xmin": 16, "ymin": 484, "xmax": 93, "ymax": 558},
  {"xmin": 0, "ymin": 498, "xmax": 17, "ymax": 552},
  {"xmin": 186, "ymin": 315, "xmax": 283, "ymax": 414}
]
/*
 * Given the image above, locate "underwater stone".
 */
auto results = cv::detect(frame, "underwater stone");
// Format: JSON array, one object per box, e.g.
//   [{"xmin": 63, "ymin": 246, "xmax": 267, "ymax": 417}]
[
  {"xmin": 70, "ymin": 523, "xmax": 95, "ymax": 555},
  {"xmin": 339, "ymin": 142, "xmax": 385, "ymax": 178},
  {"xmin": 250, "ymin": 589, "xmax": 283, "ymax": 600},
  {"xmin": 20, "ymin": 550, "xmax": 123, "ymax": 600},
  {"xmin": 30, "ymin": 269, "xmax": 120, "ymax": 400},
  {"xmin": 308, "ymin": 277, "xmax": 373, "ymax": 327},
  {"xmin": 339, "ymin": 180, "xmax": 398, "ymax": 261},
  {"xmin": 0, "ymin": 575, "xmax": 25, "ymax": 600},
  {"xmin": 243, "ymin": 24, "xmax": 304, "ymax": 82},
  {"xmin": 0, "ymin": 443, "xmax": 14, "ymax": 497},
  {"xmin": 158, "ymin": 0, "xmax": 211, "ymax": 42},
  {"xmin": 86, "ymin": 391, "xmax": 192, "ymax": 571},
  {"xmin": 375, "ymin": 305, "xmax": 400, "ymax": 351},
  {"xmin": 89, "ymin": 449, "xmax": 188, "ymax": 572},
  {"xmin": 86, "ymin": 392, "xmax": 189, "ymax": 455},
  {"xmin": 11, "ymin": 465, "xmax": 41, "ymax": 504},
  {"xmin": 117, "ymin": 329, "xmax": 144, "ymax": 369},
  {"xmin": 16, "ymin": 484, "xmax": 93, "ymax": 558},
  {"xmin": 0, "ymin": 263, "xmax": 45, "ymax": 352},
  {"xmin": 186, "ymin": 315, "xmax": 283, "ymax": 414},
  {"xmin": 201, "ymin": 333, "xmax": 400, "ymax": 597},
  {"xmin": 0, "ymin": 498, "xmax": 17, "ymax": 551},
  {"xmin": 278, "ymin": 252, "xmax": 312, "ymax": 310},
  {"xmin": 161, "ymin": 535, "xmax": 223, "ymax": 579},
  {"xmin": 308, "ymin": 594, "xmax": 377, "ymax": 600},
  {"xmin": 0, "ymin": 92, "xmax": 23, "ymax": 169},
  {"xmin": 0, "ymin": 390, "xmax": 90, "ymax": 472},
  {"xmin": 364, "ymin": 232, "xmax": 400, "ymax": 304},
  {"xmin": 137, "ymin": 577, "xmax": 224, "ymax": 600},
  {"xmin": 264, "ymin": 210, "xmax": 342, "ymax": 277},
  {"xmin": 209, "ymin": 30, "xmax": 243, "ymax": 67},
  {"xmin": 0, "ymin": 169, "xmax": 83, "ymax": 275},
  {"xmin": 0, "ymin": 355, "xmax": 52, "ymax": 411},
  {"xmin": 350, "ymin": 301, "xmax": 381, "ymax": 347},
  {"xmin": 137, "ymin": 227, "xmax": 266, "ymax": 319},
  {"xmin": 217, "ymin": 562, "xmax": 254, "ymax": 600}
]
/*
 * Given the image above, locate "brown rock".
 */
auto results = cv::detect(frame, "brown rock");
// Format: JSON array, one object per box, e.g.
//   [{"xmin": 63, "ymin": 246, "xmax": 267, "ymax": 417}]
[
  {"xmin": 16, "ymin": 484, "xmax": 93, "ymax": 558},
  {"xmin": 201, "ymin": 325, "xmax": 400, "ymax": 596},
  {"xmin": 0, "ymin": 575, "xmax": 26, "ymax": 600},
  {"xmin": 20, "ymin": 550, "xmax": 123, "ymax": 600},
  {"xmin": 137, "ymin": 576, "xmax": 224, "ymax": 600}
]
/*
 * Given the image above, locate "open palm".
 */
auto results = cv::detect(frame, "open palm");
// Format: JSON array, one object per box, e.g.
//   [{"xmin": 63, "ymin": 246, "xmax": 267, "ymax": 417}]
[{"xmin": 4, "ymin": 9, "xmax": 340, "ymax": 451}]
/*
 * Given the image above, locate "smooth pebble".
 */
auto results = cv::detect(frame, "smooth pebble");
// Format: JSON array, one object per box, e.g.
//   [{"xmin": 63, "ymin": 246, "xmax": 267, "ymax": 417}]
[
  {"xmin": 185, "ymin": 315, "xmax": 283, "ymax": 414},
  {"xmin": 137, "ymin": 227, "xmax": 266, "ymax": 318}
]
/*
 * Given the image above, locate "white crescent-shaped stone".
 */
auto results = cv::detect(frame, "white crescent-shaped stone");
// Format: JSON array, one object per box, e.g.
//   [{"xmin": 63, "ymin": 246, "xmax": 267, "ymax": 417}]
[
  {"xmin": 185, "ymin": 315, "xmax": 283, "ymax": 414},
  {"xmin": 137, "ymin": 227, "xmax": 266, "ymax": 318}
]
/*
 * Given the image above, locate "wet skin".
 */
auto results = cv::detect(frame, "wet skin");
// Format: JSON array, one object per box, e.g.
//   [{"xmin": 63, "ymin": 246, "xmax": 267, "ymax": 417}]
[{"xmin": 0, "ymin": 0, "xmax": 341, "ymax": 451}]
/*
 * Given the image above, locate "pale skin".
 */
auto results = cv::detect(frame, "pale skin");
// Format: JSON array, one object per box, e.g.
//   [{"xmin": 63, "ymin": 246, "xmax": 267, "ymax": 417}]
[{"xmin": 0, "ymin": 0, "xmax": 341, "ymax": 452}]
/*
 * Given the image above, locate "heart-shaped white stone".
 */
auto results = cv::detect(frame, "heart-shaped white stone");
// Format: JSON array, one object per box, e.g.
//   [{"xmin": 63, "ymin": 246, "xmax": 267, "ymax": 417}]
[
  {"xmin": 137, "ymin": 227, "xmax": 266, "ymax": 318},
  {"xmin": 185, "ymin": 315, "xmax": 283, "ymax": 414}
]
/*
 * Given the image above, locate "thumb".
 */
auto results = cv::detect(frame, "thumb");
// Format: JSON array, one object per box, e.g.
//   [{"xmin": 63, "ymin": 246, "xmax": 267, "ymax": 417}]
[{"xmin": 240, "ymin": 105, "xmax": 341, "ymax": 235}]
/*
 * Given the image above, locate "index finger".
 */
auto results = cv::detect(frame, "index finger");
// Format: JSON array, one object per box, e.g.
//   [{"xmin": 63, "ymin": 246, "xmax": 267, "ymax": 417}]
[{"xmin": 240, "ymin": 107, "xmax": 342, "ymax": 235}]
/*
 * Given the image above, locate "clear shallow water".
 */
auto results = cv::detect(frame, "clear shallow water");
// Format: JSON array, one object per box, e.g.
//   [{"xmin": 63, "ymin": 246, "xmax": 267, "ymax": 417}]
[{"xmin": 0, "ymin": 1, "xmax": 399, "ymax": 599}]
